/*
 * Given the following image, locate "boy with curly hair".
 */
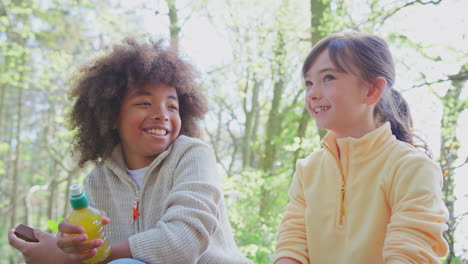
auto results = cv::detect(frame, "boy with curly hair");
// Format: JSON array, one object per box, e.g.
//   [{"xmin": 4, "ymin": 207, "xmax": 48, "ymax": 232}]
[{"xmin": 9, "ymin": 38, "xmax": 251, "ymax": 264}]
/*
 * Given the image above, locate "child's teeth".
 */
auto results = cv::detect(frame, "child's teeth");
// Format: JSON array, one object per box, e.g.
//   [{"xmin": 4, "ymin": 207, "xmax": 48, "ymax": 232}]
[
  {"xmin": 315, "ymin": 107, "xmax": 328, "ymax": 113},
  {"xmin": 149, "ymin": 129, "xmax": 166, "ymax": 135}
]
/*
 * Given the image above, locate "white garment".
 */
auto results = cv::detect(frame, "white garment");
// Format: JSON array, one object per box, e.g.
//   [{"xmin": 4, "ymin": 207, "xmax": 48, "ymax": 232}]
[{"xmin": 126, "ymin": 166, "xmax": 149, "ymax": 189}]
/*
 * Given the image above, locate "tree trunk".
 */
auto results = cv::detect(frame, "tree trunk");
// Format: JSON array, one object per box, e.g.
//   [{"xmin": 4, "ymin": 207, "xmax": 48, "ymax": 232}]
[
  {"xmin": 0, "ymin": 75, "xmax": 5, "ymax": 130},
  {"xmin": 62, "ymin": 169, "xmax": 78, "ymax": 218},
  {"xmin": 289, "ymin": 0, "xmax": 330, "ymax": 176},
  {"xmin": 9, "ymin": 54, "xmax": 25, "ymax": 229},
  {"xmin": 292, "ymin": 108, "xmax": 310, "ymax": 178},
  {"xmin": 440, "ymin": 64, "xmax": 468, "ymax": 264},
  {"xmin": 166, "ymin": 0, "xmax": 180, "ymax": 51},
  {"xmin": 259, "ymin": 30, "xmax": 287, "ymax": 218},
  {"xmin": 310, "ymin": 0, "xmax": 329, "ymax": 44},
  {"xmin": 242, "ymin": 76, "xmax": 261, "ymax": 169},
  {"xmin": 47, "ymin": 160, "xmax": 58, "ymax": 230},
  {"xmin": 5, "ymin": 108, "xmax": 15, "ymax": 264}
]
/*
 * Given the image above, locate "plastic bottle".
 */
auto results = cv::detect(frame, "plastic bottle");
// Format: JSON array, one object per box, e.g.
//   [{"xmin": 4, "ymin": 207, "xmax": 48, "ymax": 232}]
[{"xmin": 66, "ymin": 184, "xmax": 111, "ymax": 264}]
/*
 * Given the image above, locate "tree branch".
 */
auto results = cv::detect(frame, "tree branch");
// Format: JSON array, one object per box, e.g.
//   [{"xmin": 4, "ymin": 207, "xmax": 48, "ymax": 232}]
[
  {"xmin": 376, "ymin": 0, "xmax": 443, "ymax": 27},
  {"xmin": 42, "ymin": 130, "xmax": 79, "ymax": 174},
  {"xmin": 454, "ymin": 156, "xmax": 468, "ymax": 170},
  {"xmin": 411, "ymin": 71, "xmax": 468, "ymax": 89},
  {"xmin": 203, "ymin": 120, "xmax": 230, "ymax": 175},
  {"xmin": 0, "ymin": 0, "xmax": 14, "ymax": 27}
]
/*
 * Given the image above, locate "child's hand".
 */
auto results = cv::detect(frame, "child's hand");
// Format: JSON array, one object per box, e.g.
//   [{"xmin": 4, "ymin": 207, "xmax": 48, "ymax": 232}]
[
  {"xmin": 275, "ymin": 258, "xmax": 302, "ymax": 264},
  {"xmin": 56, "ymin": 218, "xmax": 110, "ymax": 262},
  {"xmin": 8, "ymin": 227, "xmax": 70, "ymax": 264}
]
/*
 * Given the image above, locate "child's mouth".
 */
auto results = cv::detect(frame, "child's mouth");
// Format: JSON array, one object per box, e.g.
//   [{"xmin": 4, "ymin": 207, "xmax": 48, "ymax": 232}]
[
  {"xmin": 314, "ymin": 106, "xmax": 330, "ymax": 114},
  {"xmin": 146, "ymin": 129, "xmax": 168, "ymax": 136}
]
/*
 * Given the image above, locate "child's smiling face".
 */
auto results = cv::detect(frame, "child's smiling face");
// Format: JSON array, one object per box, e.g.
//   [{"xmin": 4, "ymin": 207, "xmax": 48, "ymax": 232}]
[
  {"xmin": 304, "ymin": 49, "xmax": 377, "ymax": 139},
  {"xmin": 115, "ymin": 82, "xmax": 181, "ymax": 169}
]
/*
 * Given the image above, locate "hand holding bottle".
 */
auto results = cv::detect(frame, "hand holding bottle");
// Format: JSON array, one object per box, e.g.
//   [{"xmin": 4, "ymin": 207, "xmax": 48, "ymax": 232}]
[
  {"xmin": 57, "ymin": 184, "xmax": 111, "ymax": 264},
  {"xmin": 56, "ymin": 217, "xmax": 110, "ymax": 262}
]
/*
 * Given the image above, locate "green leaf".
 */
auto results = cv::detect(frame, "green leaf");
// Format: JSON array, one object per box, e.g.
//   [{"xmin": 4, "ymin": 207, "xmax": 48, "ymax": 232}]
[{"xmin": 47, "ymin": 217, "xmax": 63, "ymax": 232}]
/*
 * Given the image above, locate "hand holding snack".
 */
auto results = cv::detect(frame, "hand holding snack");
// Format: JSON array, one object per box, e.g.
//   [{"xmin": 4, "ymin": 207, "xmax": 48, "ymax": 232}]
[
  {"xmin": 8, "ymin": 225, "xmax": 73, "ymax": 264},
  {"xmin": 14, "ymin": 224, "xmax": 39, "ymax": 243}
]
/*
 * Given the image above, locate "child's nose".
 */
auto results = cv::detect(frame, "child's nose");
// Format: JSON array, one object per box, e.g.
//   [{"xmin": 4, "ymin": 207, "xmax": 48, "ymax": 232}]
[
  {"xmin": 306, "ymin": 86, "xmax": 320, "ymax": 101},
  {"xmin": 152, "ymin": 107, "xmax": 169, "ymax": 121}
]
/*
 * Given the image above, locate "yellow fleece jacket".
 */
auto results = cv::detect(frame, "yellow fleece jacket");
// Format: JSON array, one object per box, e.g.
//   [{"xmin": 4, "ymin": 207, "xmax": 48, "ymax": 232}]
[{"xmin": 275, "ymin": 123, "xmax": 448, "ymax": 264}]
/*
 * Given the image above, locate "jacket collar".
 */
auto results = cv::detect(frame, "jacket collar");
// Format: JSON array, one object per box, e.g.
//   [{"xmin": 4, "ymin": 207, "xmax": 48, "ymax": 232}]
[
  {"xmin": 104, "ymin": 138, "xmax": 176, "ymax": 180},
  {"xmin": 321, "ymin": 122, "xmax": 395, "ymax": 162}
]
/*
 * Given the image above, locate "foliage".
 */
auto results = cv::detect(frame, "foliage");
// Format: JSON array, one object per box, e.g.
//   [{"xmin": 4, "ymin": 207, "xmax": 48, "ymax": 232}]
[
  {"xmin": 225, "ymin": 169, "xmax": 284, "ymax": 263},
  {"xmin": 47, "ymin": 217, "xmax": 63, "ymax": 233}
]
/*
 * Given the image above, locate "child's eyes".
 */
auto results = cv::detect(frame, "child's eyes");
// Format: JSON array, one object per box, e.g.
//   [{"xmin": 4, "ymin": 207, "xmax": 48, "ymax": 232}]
[
  {"xmin": 305, "ymin": 80, "xmax": 313, "ymax": 87},
  {"xmin": 324, "ymin": 75, "xmax": 335, "ymax": 82},
  {"xmin": 134, "ymin": 102, "xmax": 178, "ymax": 111}
]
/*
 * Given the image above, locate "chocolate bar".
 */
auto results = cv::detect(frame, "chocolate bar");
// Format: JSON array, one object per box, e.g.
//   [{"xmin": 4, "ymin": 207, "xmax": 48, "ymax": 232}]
[{"xmin": 14, "ymin": 224, "xmax": 39, "ymax": 242}]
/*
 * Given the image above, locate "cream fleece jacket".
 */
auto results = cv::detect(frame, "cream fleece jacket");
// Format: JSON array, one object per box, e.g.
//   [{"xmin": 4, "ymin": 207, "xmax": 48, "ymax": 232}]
[
  {"xmin": 83, "ymin": 135, "xmax": 252, "ymax": 264},
  {"xmin": 275, "ymin": 123, "xmax": 448, "ymax": 264}
]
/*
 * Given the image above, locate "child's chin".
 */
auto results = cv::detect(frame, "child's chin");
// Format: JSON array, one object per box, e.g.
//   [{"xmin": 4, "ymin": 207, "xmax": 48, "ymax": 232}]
[{"xmin": 314, "ymin": 121, "xmax": 326, "ymax": 129}]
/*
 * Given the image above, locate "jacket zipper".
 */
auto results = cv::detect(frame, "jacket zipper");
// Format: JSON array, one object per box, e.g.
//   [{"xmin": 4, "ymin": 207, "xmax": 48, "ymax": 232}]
[
  {"xmin": 324, "ymin": 141, "xmax": 347, "ymax": 226},
  {"xmin": 339, "ymin": 180, "xmax": 346, "ymax": 225},
  {"xmin": 336, "ymin": 157, "xmax": 347, "ymax": 226},
  {"xmin": 131, "ymin": 189, "xmax": 140, "ymax": 232}
]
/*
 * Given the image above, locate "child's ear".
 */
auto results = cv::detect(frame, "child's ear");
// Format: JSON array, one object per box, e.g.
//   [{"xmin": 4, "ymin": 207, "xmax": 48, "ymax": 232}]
[{"xmin": 365, "ymin": 77, "xmax": 386, "ymax": 105}]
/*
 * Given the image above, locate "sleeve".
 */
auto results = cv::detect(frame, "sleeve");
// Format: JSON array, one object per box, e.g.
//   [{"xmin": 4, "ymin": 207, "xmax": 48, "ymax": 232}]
[
  {"xmin": 274, "ymin": 161, "xmax": 309, "ymax": 264},
  {"xmin": 128, "ymin": 142, "xmax": 222, "ymax": 264},
  {"xmin": 383, "ymin": 154, "xmax": 449, "ymax": 264}
]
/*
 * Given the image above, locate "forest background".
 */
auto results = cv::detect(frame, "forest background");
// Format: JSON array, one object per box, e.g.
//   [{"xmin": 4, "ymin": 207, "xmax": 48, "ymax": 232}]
[{"xmin": 1, "ymin": 0, "xmax": 467, "ymax": 263}]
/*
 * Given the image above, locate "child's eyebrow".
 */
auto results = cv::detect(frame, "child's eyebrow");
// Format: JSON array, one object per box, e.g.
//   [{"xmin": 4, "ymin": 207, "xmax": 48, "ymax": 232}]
[
  {"xmin": 130, "ymin": 90, "xmax": 178, "ymax": 101},
  {"xmin": 318, "ymin": 67, "xmax": 340, "ymax": 73},
  {"xmin": 305, "ymin": 67, "xmax": 340, "ymax": 79},
  {"xmin": 168, "ymin": 95, "xmax": 178, "ymax": 101},
  {"xmin": 131, "ymin": 90, "xmax": 153, "ymax": 98}
]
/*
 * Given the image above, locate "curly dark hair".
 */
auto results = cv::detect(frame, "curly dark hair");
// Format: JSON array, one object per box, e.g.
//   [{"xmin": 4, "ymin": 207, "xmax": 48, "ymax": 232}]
[{"xmin": 68, "ymin": 38, "xmax": 208, "ymax": 167}]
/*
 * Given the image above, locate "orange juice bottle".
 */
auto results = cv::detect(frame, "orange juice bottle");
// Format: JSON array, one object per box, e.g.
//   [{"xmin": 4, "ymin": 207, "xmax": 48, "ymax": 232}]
[{"xmin": 66, "ymin": 184, "xmax": 111, "ymax": 264}]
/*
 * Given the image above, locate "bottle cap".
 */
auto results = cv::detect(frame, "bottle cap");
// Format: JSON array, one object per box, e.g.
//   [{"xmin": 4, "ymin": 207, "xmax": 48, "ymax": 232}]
[{"xmin": 69, "ymin": 184, "xmax": 89, "ymax": 209}]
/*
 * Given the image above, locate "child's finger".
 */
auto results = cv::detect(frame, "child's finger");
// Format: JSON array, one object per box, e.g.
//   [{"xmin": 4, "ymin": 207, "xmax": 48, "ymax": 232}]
[
  {"xmin": 8, "ymin": 228, "xmax": 29, "ymax": 250},
  {"xmin": 56, "ymin": 233, "xmax": 88, "ymax": 253},
  {"xmin": 67, "ymin": 248, "xmax": 98, "ymax": 262},
  {"xmin": 64, "ymin": 239, "xmax": 102, "ymax": 254},
  {"xmin": 33, "ymin": 228, "xmax": 48, "ymax": 241},
  {"xmin": 101, "ymin": 216, "xmax": 110, "ymax": 225},
  {"xmin": 58, "ymin": 219, "xmax": 84, "ymax": 234},
  {"xmin": 100, "ymin": 211, "xmax": 110, "ymax": 225}
]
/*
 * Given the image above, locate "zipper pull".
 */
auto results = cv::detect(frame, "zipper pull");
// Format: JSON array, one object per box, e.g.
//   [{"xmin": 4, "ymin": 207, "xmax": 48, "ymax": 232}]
[
  {"xmin": 339, "ymin": 184, "xmax": 346, "ymax": 225},
  {"xmin": 130, "ymin": 193, "xmax": 140, "ymax": 224}
]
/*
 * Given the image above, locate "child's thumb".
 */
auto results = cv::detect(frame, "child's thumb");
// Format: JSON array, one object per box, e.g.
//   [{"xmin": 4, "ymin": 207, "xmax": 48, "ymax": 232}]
[{"xmin": 32, "ymin": 228, "xmax": 45, "ymax": 241}]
